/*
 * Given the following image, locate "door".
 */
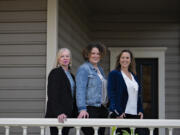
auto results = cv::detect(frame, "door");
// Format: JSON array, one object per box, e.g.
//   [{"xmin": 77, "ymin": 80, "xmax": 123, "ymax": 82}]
[{"xmin": 136, "ymin": 58, "xmax": 158, "ymax": 135}]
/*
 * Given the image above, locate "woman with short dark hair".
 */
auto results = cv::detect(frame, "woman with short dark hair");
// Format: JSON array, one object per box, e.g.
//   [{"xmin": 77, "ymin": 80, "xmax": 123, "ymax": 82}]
[{"xmin": 76, "ymin": 42, "xmax": 108, "ymax": 135}]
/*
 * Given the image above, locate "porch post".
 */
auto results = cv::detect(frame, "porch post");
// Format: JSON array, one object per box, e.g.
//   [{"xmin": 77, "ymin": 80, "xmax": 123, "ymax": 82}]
[
  {"xmin": 46, "ymin": 0, "xmax": 58, "ymax": 81},
  {"xmin": 46, "ymin": 0, "xmax": 59, "ymax": 134}
]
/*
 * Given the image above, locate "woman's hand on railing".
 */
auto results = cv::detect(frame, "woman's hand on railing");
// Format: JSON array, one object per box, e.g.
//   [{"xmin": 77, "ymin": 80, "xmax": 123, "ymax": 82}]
[
  {"xmin": 117, "ymin": 113, "xmax": 126, "ymax": 119},
  {"xmin": 57, "ymin": 113, "xmax": 67, "ymax": 123},
  {"xmin": 138, "ymin": 112, "xmax": 143, "ymax": 119},
  {"xmin": 78, "ymin": 110, "xmax": 89, "ymax": 118}
]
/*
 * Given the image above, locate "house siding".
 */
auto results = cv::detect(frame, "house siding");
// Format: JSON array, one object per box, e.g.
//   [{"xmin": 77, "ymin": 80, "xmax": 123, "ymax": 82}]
[
  {"xmin": 0, "ymin": 0, "xmax": 47, "ymax": 134},
  {"xmin": 58, "ymin": 0, "xmax": 91, "ymax": 74}
]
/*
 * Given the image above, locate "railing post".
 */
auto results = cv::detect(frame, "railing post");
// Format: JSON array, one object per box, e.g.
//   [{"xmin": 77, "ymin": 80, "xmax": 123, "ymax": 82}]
[
  {"xmin": 40, "ymin": 126, "xmax": 45, "ymax": 135},
  {"xmin": 168, "ymin": 128, "xmax": 173, "ymax": 135},
  {"xmin": 131, "ymin": 127, "xmax": 135, "ymax": 135},
  {"xmin": 93, "ymin": 126, "xmax": 99, "ymax": 135},
  {"xmin": 110, "ymin": 126, "xmax": 117, "ymax": 135},
  {"xmin": 57, "ymin": 126, "xmax": 62, "ymax": 135},
  {"xmin": 22, "ymin": 126, "xmax": 27, "ymax": 135},
  {"xmin": 149, "ymin": 127, "xmax": 154, "ymax": 135},
  {"xmin": 75, "ymin": 126, "xmax": 81, "ymax": 135},
  {"xmin": 5, "ymin": 126, "xmax": 10, "ymax": 135}
]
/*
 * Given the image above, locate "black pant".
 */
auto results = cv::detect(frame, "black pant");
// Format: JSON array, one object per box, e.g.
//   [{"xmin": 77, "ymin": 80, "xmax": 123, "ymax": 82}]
[
  {"xmin": 116, "ymin": 114, "xmax": 143, "ymax": 135},
  {"xmin": 50, "ymin": 127, "xmax": 72, "ymax": 135},
  {"xmin": 49, "ymin": 103, "xmax": 78, "ymax": 135},
  {"xmin": 81, "ymin": 105, "xmax": 108, "ymax": 135}
]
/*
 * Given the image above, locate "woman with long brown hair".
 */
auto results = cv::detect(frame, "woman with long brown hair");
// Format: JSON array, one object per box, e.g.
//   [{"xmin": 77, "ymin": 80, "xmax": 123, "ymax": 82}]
[{"xmin": 108, "ymin": 49, "xmax": 143, "ymax": 134}]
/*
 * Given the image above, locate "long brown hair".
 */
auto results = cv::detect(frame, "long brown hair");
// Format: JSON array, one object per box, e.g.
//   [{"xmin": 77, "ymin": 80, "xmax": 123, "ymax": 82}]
[{"xmin": 115, "ymin": 49, "xmax": 136, "ymax": 75}]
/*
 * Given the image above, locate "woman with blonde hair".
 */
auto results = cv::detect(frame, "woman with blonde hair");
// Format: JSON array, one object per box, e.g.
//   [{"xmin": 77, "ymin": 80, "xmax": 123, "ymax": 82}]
[{"xmin": 45, "ymin": 48, "xmax": 77, "ymax": 135}]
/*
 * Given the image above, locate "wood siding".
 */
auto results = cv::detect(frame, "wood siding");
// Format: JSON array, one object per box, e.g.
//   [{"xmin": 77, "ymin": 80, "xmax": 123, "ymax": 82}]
[
  {"xmin": 58, "ymin": 0, "xmax": 91, "ymax": 74},
  {"xmin": 0, "ymin": 0, "xmax": 47, "ymax": 134},
  {"xmin": 90, "ymin": 13, "xmax": 180, "ymax": 134}
]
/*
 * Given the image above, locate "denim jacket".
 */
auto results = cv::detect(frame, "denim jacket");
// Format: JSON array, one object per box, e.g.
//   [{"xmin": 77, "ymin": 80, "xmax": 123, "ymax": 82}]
[{"xmin": 76, "ymin": 62, "xmax": 106, "ymax": 112}]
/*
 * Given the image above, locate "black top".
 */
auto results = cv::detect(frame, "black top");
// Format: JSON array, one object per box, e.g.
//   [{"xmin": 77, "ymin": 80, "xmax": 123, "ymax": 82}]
[{"xmin": 45, "ymin": 67, "xmax": 77, "ymax": 118}]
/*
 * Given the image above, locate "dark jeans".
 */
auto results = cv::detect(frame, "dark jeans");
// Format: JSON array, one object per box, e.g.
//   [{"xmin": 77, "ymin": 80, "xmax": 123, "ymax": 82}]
[
  {"xmin": 81, "ymin": 105, "xmax": 108, "ymax": 135},
  {"xmin": 116, "ymin": 114, "xmax": 145, "ymax": 135}
]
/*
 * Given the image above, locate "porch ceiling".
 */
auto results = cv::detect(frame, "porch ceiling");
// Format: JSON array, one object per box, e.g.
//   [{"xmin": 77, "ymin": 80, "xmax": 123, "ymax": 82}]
[{"xmin": 85, "ymin": 0, "xmax": 180, "ymax": 15}]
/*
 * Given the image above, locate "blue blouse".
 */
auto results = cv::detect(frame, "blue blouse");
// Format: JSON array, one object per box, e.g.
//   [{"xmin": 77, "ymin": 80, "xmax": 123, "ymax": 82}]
[{"xmin": 65, "ymin": 70, "xmax": 75, "ymax": 96}]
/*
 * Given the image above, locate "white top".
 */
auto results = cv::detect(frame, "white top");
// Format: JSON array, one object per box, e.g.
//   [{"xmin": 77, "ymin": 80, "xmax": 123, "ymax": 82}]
[
  {"xmin": 121, "ymin": 71, "xmax": 139, "ymax": 115},
  {"xmin": 97, "ymin": 68, "xmax": 108, "ymax": 105}
]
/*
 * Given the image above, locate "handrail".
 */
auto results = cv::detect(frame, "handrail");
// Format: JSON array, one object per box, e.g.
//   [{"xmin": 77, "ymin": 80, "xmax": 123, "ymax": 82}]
[
  {"xmin": 0, "ymin": 118, "xmax": 180, "ymax": 127},
  {"xmin": 0, "ymin": 118, "xmax": 180, "ymax": 135}
]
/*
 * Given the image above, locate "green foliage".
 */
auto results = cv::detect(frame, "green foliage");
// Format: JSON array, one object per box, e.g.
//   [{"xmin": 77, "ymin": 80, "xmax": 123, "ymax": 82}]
[
  {"xmin": 111, "ymin": 126, "xmax": 117, "ymax": 135},
  {"xmin": 122, "ymin": 129, "xmax": 129, "ymax": 135},
  {"xmin": 111, "ymin": 127, "xmax": 138, "ymax": 135},
  {"xmin": 122, "ymin": 129, "xmax": 138, "ymax": 135}
]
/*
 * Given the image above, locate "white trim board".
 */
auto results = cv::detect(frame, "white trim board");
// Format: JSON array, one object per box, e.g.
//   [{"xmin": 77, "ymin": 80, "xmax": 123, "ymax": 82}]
[{"xmin": 108, "ymin": 47, "xmax": 167, "ymax": 135}]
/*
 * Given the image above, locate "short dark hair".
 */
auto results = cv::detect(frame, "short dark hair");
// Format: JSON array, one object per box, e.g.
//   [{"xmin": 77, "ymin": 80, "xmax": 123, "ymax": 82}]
[
  {"xmin": 82, "ymin": 42, "xmax": 106, "ymax": 61},
  {"xmin": 115, "ymin": 49, "xmax": 136, "ymax": 75}
]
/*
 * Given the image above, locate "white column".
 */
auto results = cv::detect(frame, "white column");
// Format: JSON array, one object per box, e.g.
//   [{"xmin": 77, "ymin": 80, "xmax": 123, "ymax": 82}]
[
  {"xmin": 45, "ymin": 0, "xmax": 58, "ymax": 134},
  {"xmin": 46, "ymin": 0, "xmax": 58, "ymax": 77},
  {"xmin": 5, "ymin": 126, "xmax": 10, "ymax": 135},
  {"xmin": 149, "ymin": 128, "xmax": 154, "ymax": 135},
  {"xmin": 40, "ymin": 126, "xmax": 45, "ymax": 135},
  {"xmin": 93, "ymin": 127, "xmax": 99, "ymax": 135},
  {"xmin": 75, "ymin": 126, "xmax": 81, "ymax": 135},
  {"xmin": 58, "ymin": 126, "xmax": 62, "ymax": 135},
  {"xmin": 131, "ymin": 127, "xmax": 135, "ymax": 135},
  {"xmin": 22, "ymin": 126, "xmax": 27, "ymax": 135},
  {"xmin": 168, "ymin": 128, "xmax": 173, "ymax": 135}
]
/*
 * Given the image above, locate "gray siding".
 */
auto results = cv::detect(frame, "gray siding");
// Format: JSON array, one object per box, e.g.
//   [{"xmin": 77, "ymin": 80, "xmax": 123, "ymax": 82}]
[
  {"xmin": 0, "ymin": 0, "xmax": 47, "ymax": 134},
  {"xmin": 90, "ymin": 13, "xmax": 180, "ymax": 134},
  {"xmin": 58, "ymin": 0, "xmax": 91, "ymax": 74}
]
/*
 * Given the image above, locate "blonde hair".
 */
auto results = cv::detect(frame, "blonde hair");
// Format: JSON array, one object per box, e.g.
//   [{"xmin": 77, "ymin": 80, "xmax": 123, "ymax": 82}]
[{"xmin": 55, "ymin": 48, "xmax": 72, "ymax": 69}]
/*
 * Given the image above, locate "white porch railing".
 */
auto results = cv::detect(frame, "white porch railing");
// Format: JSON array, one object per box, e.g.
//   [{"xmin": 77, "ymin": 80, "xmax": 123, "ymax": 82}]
[{"xmin": 0, "ymin": 118, "xmax": 180, "ymax": 135}]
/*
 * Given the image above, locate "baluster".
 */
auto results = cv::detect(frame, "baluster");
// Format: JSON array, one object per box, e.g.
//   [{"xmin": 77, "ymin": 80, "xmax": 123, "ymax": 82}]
[
  {"xmin": 57, "ymin": 126, "xmax": 62, "ymax": 135},
  {"xmin": 130, "ymin": 127, "xmax": 135, "ymax": 135},
  {"xmin": 111, "ymin": 126, "xmax": 117, "ymax": 135},
  {"xmin": 22, "ymin": 126, "xmax": 27, "ymax": 135},
  {"xmin": 40, "ymin": 126, "xmax": 45, "ymax": 135},
  {"xmin": 5, "ymin": 126, "xmax": 10, "ymax": 135},
  {"xmin": 75, "ymin": 126, "xmax": 81, "ymax": 135},
  {"xmin": 149, "ymin": 128, "xmax": 154, "ymax": 135},
  {"xmin": 168, "ymin": 128, "xmax": 173, "ymax": 135},
  {"xmin": 93, "ymin": 127, "xmax": 99, "ymax": 135}
]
